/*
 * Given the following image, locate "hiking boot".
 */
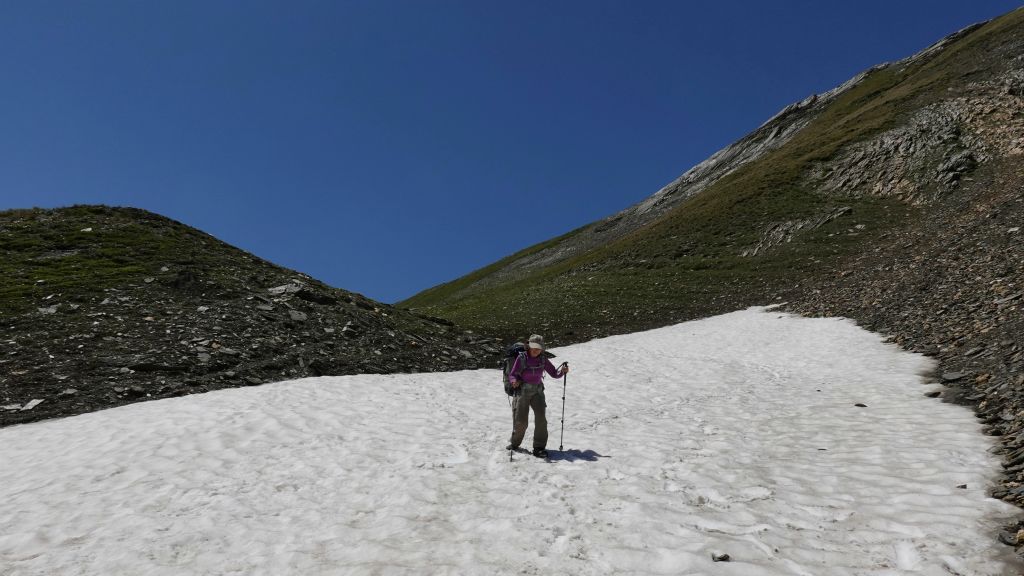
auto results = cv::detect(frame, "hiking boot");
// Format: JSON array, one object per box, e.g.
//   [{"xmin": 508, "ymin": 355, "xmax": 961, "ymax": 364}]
[{"xmin": 532, "ymin": 448, "xmax": 548, "ymax": 458}]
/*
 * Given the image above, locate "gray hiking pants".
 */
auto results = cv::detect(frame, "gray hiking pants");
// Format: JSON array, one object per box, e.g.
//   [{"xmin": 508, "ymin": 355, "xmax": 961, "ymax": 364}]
[{"xmin": 509, "ymin": 383, "xmax": 547, "ymax": 450}]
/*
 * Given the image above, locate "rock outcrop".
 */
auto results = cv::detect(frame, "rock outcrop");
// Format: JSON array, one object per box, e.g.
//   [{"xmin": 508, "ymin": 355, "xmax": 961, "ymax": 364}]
[{"xmin": 0, "ymin": 206, "xmax": 501, "ymax": 428}]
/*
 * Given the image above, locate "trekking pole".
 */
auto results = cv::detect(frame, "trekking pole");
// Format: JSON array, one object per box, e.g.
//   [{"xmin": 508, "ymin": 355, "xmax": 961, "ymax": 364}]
[
  {"xmin": 559, "ymin": 362, "xmax": 568, "ymax": 451},
  {"xmin": 510, "ymin": 386, "xmax": 518, "ymax": 462}
]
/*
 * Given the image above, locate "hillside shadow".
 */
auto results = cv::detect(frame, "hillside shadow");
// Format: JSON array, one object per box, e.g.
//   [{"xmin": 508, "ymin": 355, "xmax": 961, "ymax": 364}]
[{"xmin": 548, "ymin": 449, "xmax": 607, "ymax": 462}]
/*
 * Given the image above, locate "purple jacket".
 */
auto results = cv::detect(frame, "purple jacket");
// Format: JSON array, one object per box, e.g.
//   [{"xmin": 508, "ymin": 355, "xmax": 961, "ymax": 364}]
[{"xmin": 509, "ymin": 353, "xmax": 564, "ymax": 385}]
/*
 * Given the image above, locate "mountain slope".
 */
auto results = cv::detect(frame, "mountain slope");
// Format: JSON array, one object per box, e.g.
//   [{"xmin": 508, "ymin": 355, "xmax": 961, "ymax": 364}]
[
  {"xmin": 401, "ymin": 8, "xmax": 1024, "ymax": 515},
  {"xmin": 0, "ymin": 205, "xmax": 499, "ymax": 427},
  {"xmin": 401, "ymin": 9, "xmax": 1022, "ymax": 344}
]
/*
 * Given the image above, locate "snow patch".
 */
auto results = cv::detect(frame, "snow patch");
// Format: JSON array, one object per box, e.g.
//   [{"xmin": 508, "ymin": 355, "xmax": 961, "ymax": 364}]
[{"xmin": 1, "ymin": 308, "xmax": 1020, "ymax": 575}]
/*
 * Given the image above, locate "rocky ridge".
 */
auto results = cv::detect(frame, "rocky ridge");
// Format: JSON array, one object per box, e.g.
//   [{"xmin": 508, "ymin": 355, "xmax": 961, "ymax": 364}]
[
  {"xmin": 416, "ymin": 55, "xmax": 874, "ymax": 298},
  {"xmin": 0, "ymin": 206, "xmax": 500, "ymax": 428},
  {"xmin": 415, "ymin": 21, "xmax": 997, "ymax": 301}
]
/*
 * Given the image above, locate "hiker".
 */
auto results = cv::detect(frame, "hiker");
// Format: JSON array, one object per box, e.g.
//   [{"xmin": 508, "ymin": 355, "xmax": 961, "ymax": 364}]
[{"xmin": 506, "ymin": 334, "xmax": 569, "ymax": 458}]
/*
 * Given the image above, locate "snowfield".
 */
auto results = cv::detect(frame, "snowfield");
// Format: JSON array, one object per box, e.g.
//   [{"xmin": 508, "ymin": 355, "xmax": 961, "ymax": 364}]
[{"xmin": 1, "ymin": 308, "xmax": 1022, "ymax": 575}]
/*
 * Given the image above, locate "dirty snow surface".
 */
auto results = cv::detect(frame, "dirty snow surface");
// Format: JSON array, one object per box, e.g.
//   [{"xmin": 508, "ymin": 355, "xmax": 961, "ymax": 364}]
[{"xmin": 2, "ymin": 308, "xmax": 1021, "ymax": 575}]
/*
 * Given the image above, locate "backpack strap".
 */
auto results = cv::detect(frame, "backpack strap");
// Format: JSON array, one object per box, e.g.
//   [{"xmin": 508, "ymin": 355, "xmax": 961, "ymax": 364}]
[
  {"xmin": 515, "ymin": 352, "xmax": 527, "ymax": 377},
  {"xmin": 520, "ymin": 353, "xmax": 546, "ymax": 376}
]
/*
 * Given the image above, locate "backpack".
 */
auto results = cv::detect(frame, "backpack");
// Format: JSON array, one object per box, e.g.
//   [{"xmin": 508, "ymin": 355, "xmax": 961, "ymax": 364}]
[{"xmin": 501, "ymin": 343, "xmax": 527, "ymax": 396}]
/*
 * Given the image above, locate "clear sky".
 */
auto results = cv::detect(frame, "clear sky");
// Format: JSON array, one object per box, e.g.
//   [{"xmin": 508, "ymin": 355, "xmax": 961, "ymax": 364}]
[{"xmin": 2, "ymin": 1, "xmax": 1020, "ymax": 303}]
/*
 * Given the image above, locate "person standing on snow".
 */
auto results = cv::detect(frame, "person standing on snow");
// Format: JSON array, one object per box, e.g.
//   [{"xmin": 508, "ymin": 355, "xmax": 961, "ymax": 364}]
[{"xmin": 506, "ymin": 334, "xmax": 568, "ymax": 458}]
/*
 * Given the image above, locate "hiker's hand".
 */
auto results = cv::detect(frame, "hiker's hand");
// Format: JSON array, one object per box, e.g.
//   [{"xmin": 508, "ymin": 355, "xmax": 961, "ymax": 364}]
[{"xmin": 511, "ymin": 380, "xmax": 520, "ymax": 389}]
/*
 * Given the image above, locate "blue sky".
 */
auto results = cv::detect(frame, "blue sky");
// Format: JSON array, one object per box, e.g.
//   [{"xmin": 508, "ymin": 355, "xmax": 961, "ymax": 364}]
[{"xmin": 1, "ymin": 1, "xmax": 1020, "ymax": 303}]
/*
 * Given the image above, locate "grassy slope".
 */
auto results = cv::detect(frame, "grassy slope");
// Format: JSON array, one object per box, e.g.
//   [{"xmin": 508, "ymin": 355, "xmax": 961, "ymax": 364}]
[
  {"xmin": 0, "ymin": 205, "xmax": 392, "ymax": 321},
  {"xmin": 0, "ymin": 206, "xmax": 213, "ymax": 314},
  {"xmin": 399, "ymin": 9, "xmax": 1021, "ymax": 343}
]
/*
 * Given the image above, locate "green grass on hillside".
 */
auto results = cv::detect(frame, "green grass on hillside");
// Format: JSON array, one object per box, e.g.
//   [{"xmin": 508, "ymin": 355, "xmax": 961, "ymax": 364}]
[
  {"xmin": 0, "ymin": 205, "xmax": 265, "ymax": 315},
  {"xmin": 398, "ymin": 8, "xmax": 1022, "ymax": 342}
]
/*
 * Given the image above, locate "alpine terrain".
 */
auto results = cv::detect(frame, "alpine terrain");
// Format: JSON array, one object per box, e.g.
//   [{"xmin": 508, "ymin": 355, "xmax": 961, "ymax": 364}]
[
  {"xmin": 401, "ymin": 7, "xmax": 1024, "ymax": 539},
  {"xmin": 3, "ymin": 6, "xmax": 1024, "ymax": 573},
  {"xmin": 0, "ymin": 206, "xmax": 499, "ymax": 427},
  {"xmin": 2, "ymin": 309, "xmax": 1022, "ymax": 574}
]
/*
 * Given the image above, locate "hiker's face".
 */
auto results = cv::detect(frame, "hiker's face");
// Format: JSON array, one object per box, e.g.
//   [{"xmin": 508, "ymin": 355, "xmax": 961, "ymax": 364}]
[{"xmin": 528, "ymin": 347, "xmax": 542, "ymax": 357}]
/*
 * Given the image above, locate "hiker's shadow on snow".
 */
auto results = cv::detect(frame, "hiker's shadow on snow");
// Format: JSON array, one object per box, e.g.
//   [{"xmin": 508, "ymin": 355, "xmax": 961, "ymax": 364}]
[{"xmin": 548, "ymin": 449, "xmax": 606, "ymax": 462}]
